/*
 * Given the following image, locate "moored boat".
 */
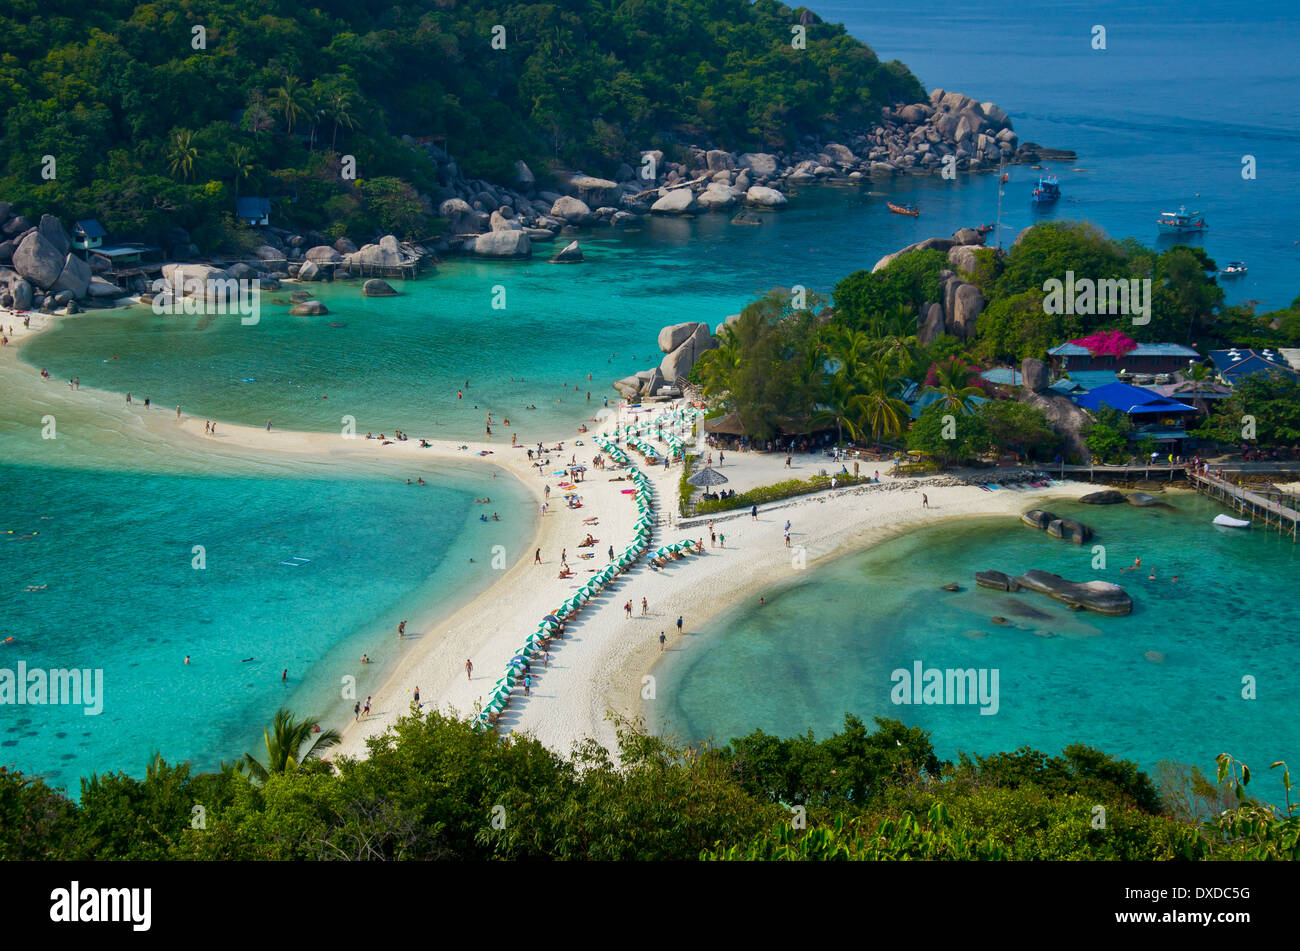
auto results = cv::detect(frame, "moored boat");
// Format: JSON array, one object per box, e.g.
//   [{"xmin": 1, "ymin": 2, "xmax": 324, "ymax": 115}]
[
  {"xmin": 1213, "ymin": 514, "xmax": 1251, "ymax": 528},
  {"xmin": 887, "ymin": 201, "xmax": 919, "ymax": 216},
  {"xmin": 1220, "ymin": 261, "xmax": 1247, "ymax": 277},
  {"xmin": 1030, "ymin": 175, "xmax": 1060, "ymax": 206},
  {"xmin": 1157, "ymin": 205, "xmax": 1208, "ymax": 234}
]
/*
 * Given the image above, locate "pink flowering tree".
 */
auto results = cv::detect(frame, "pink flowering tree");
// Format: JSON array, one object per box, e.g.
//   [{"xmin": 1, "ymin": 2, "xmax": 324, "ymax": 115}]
[{"xmin": 1070, "ymin": 330, "xmax": 1138, "ymax": 358}]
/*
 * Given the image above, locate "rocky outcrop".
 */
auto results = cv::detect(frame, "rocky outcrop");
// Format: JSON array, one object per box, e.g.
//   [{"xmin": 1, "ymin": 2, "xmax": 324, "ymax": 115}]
[
  {"xmin": 1080, "ymin": 490, "xmax": 1126, "ymax": 504},
  {"xmin": 549, "ymin": 196, "xmax": 592, "ymax": 224},
  {"xmin": 738, "ymin": 153, "xmax": 779, "ymax": 177},
  {"xmin": 37, "ymin": 214, "xmax": 71, "ymax": 257},
  {"xmin": 296, "ymin": 260, "xmax": 321, "ymax": 282},
  {"xmin": 12, "ymin": 231, "xmax": 66, "ymax": 288},
  {"xmin": 363, "ymin": 278, "xmax": 398, "ymax": 297},
  {"xmin": 1018, "ymin": 357, "xmax": 1090, "ymax": 462},
  {"xmin": 1127, "ymin": 492, "xmax": 1165, "ymax": 507},
  {"xmin": 305, "ymin": 245, "xmax": 341, "ymax": 264},
  {"xmin": 651, "ymin": 188, "xmax": 697, "ymax": 215},
  {"xmin": 549, "ymin": 240, "xmax": 583, "ymax": 264},
  {"xmin": 472, "ymin": 230, "xmax": 531, "ymax": 258},
  {"xmin": 975, "ymin": 569, "xmax": 1020, "ymax": 592},
  {"xmin": 745, "ymin": 185, "xmax": 788, "ymax": 208},
  {"xmin": 288, "ymin": 300, "xmax": 328, "ymax": 316},
  {"xmin": 49, "ymin": 252, "xmax": 91, "ymax": 298},
  {"xmin": 1013, "ymin": 570, "xmax": 1132, "ymax": 616},
  {"xmin": 659, "ymin": 322, "xmax": 717, "ymax": 383},
  {"xmin": 696, "ymin": 182, "xmax": 739, "ymax": 210}
]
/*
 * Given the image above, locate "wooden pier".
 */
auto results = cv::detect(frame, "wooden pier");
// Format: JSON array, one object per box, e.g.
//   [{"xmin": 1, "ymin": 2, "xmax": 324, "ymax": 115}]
[
  {"xmin": 1189, "ymin": 472, "xmax": 1299, "ymax": 540},
  {"xmin": 1055, "ymin": 463, "xmax": 1188, "ymax": 484}
]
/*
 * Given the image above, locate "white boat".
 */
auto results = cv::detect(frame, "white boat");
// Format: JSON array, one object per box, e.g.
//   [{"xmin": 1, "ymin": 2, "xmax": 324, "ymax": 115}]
[{"xmin": 1213, "ymin": 514, "xmax": 1251, "ymax": 528}]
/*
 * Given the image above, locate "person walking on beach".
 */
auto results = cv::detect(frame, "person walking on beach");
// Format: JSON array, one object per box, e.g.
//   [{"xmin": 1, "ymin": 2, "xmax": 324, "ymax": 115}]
[
  {"xmin": 354, "ymin": 701, "xmax": 361, "ymax": 721},
  {"xmin": 751, "ymin": 504, "xmax": 758, "ymax": 520},
  {"xmin": 676, "ymin": 615, "xmax": 683, "ymax": 635},
  {"xmin": 465, "ymin": 659, "xmax": 474, "ymax": 680},
  {"xmin": 363, "ymin": 696, "xmax": 371, "ymax": 717},
  {"xmin": 659, "ymin": 631, "xmax": 666, "ymax": 652},
  {"xmin": 176, "ymin": 406, "xmax": 181, "ymax": 419},
  {"xmin": 922, "ymin": 493, "xmax": 929, "ymax": 509},
  {"xmin": 784, "ymin": 530, "xmax": 791, "ymax": 547},
  {"xmin": 625, "ymin": 599, "xmax": 633, "ymax": 618},
  {"xmin": 266, "ymin": 420, "xmax": 272, "ymax": 431},
  {"xmin": 535, "ymin": 548, "xmax": 542, "ymax": 564},
  {"xmin": 719, "ymin": 532, "xmax": 725, "ymax": 547},
  {"xmin": 144, "ymin": 397, "xmax": 150, "ymax": 410},
  {"xmin": 608, "ymin": 545, "xmax": 614, "ymax": 561},
  {"xmin": 641, "ymin": 596, "xmax": 648, "ymax": 616},
  {"xmin": 561, "ymin": 548, "xmax": 566, "ymax": 563},
  {"xmin": 785, "ymin": 454, "xmax": 791, "ymax": 469},
  {"xmin": 398, "ymin": 620, "xmax": 406, "ymax": 637},
  {"xmin": 523, "ymin": 674, "xmax": 531, "ymax": 697},
  {"xmin": 413, "ymin": 686, "xmax": 421, "ymax": 708}
]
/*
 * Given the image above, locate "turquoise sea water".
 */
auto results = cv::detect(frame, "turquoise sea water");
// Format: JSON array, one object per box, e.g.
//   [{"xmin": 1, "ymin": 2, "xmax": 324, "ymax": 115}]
[
  {"xmin": 7, "ymin": 0, "xmax": 1299, "ymax": 787},
  {"xmin": 0, "ymin": 460, "xmax": 527, "ymax": 789},
  {"xmin": 651, "ymin": 494, "xmax": 1299, "ymax": 783}
]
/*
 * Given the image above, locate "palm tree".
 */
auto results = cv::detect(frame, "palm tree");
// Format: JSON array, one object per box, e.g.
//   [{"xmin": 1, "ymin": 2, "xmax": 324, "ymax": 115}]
[
  {"xmin": 812, "ymin": 367, "xmax": 865, "ymax": 445},
  {"xmin": 240, "ymin": 708, "xmax": 340, "ymax": 783},
  {"xmin": 926, "ymin": 359, "xmax": 985, "ymax": 414},
  {"xmin": 698, "ymin": 330, "xmax": 741, "ymax": 399},
  {"xmin": 303, "ymin": 87, "xmax": 323, "ymax": 151},
  {"xmin": 271, "ymin": 76, "xmax": 311, "ymax": 133},
  {"xmin": 230, "ymin": 144, "xmax": 254, "ymax": 199},
  {"xmin": 327, "ymin": 91, "xmax": 358, "ymax": 151},
  {"xmin": 856, "ymin": 361, "xmax": 911, "ymax": 445},
  {"xmin": 167, "ymin": 129, "xmax": 198, "ymax": 182},
  {"xmin": 1185, "ymin": 360, "xmax": 1213, "ymax": 415}
]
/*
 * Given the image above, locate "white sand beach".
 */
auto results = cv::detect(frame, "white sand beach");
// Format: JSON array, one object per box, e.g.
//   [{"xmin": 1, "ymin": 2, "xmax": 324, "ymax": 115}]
[{"xmin": 1, "ymin": 305, "xmax": 1097, "ymax": 761}]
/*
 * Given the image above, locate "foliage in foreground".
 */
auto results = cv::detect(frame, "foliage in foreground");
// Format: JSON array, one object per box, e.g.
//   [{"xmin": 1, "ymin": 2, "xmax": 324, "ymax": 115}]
[{"xmin": 0, "ymin": 710, "xmax": 1295, "ymax": 861}]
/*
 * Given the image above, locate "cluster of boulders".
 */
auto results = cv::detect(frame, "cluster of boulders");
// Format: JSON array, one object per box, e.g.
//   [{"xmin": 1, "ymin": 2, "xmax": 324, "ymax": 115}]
[
  {"xmin": 615, "ymin": 321, "xmax": 719, "ymax": 401},
  {"xmin": 1020, "ymin": 509, "xmax": 1094, "ymax": 545},
  {"xmin": 0, "ymin": 207, "xmax": 127, "ymax": 314},
  {"xmin": 409, "ymin": 88, "xmax": 1073, "ymax": 262},
  {"xmin": 976, "ymin": 568, "xmax": 1133, "ymax": 616},
  {"xmin": 251, "ymin": 232, "xmax": 426, "ymax": 286},
  {"xmin": 872, "ymin": 229, "xmax": 994, "ymax": 345}
]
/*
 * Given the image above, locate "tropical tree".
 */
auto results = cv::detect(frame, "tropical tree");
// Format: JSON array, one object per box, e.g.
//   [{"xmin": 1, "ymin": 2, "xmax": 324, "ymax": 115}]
[
  {"xmin": 327, "ymin": 90, "xmax": 359, "ymax": 151},
  {"xmin": 856, "ymin": 360, "xmax": 910, "ymax": 445},
  {"xmin": 924, "ymin": 357, "xmax": 986, "ymax": 414},
  {"xmin": 166, "ymin": 129, "xmax": 198, "ymax": 181},
  {"xmin": 271, "ymin": 75, "xmax": 311, "ymax": 133},
  {"xmin": 812, "ymin": 366, "xmax": 864, "ymax": 445},
  {"xmin": 240, "ymin": 708, "xmax": 340, "ymax": 783},
  {"xmin": 229, "ymin": 144, "xmax": 254, "ymax": 198},
  {"xmin": 1184, "ymin": 360, "xmax": 1213, "ymax": 415}
]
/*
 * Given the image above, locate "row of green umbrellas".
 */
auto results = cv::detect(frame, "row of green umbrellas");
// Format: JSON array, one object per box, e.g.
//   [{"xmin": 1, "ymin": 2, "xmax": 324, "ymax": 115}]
[{"xmin": 475, "ymin": 434, "xmax": 660, "ymax": 729}]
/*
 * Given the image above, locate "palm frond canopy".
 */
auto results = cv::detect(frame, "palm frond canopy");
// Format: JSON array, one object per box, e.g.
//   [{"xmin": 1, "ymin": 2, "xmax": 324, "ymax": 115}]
[{"xmin": 686, "ymin": 466, "xmax": 729, "ymax": 487}]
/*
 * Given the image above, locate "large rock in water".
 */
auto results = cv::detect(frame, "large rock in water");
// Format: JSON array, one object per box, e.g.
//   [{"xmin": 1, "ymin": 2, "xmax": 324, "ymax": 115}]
[
  {"xmin": 1045, "ymin": 517, "xmax": 1093, "ymax": 544},
  {"xmin": 347, "ymin": 235, "xmax": 406, "ymax": 271},
  {"xmin": 745, "ymin": 185, "xmax": 787, "ymax": 207},
  {"xmin": 1080, "ymin": 490, "xmax": 1126, "ymax": 504},
  {"xmin": 549, "ymin": 240, "xmax": 583, "ymax": 264},
  {"xmin": 12, "ymin": 231, "xmax": 66, "ymax": 288},
  {"xmin": 50, "ymin": 252, "xmax": 91, "ymax": 298},
  {"xmin": 696, "ymin": 182, "xmax": 738, "ymax": 210},
  {"xmin": 1014, "ymin": 570, "xmax": 1133, "ymax": 616},
  {"xmin": 1020, "ymin": 510, "xmax": 1056, "ymax": 531},
  {"xmin": 975, "ymin": 569, "xmax": 1020, "ymax": 592},
  {"xmin": 38, "ymin": 215, "xmax": 71, "ymax": 257},
  {"xmin": 549, "ymin": 196, "xmax": 592, "ymax": 223},
  {"xmin": 472, "ymin": 230, "xmax": 531, "ymax": 258},
  {"xmin": 296, "ymin": 260, "xmax": 321, "ymax": 282},
  {"xmin": 288, "ymin": 300, "xmax": 328, "ymax": 316},
  {"xmin": 1127, "ymin": 492, "xmax": 1164, "ymax": 507},
  {"xmin": 363, "ymin": 279, "xmax": 398, "ymax": 297},
  {"xmin": 651, "ymin": 188, "xmax": 697, "ymax": 214}
]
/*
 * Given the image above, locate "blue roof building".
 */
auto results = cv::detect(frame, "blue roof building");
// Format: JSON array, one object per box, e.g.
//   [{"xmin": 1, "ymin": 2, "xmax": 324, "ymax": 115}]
[
  {"xmin": 1207, "ymin": 348, "xmax": 1297, "ymax": 383},
  {"xmin": 235, "ymin": 197, "xmax": 271, "ymax": 226},
  {"xmin": 1074, "ymin": 382, "xmax": 1196, "ymax": 416}
]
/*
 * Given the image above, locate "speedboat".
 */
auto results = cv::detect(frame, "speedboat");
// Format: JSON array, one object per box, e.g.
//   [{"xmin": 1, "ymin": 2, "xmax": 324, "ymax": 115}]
[
  {"xmin": 1157, "ymin": 206, "xmax": 1208, "ymax": 234},
  {"xmin": 1220, "ymin": 261, "xmax": 1247, "ymax": 277}
]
